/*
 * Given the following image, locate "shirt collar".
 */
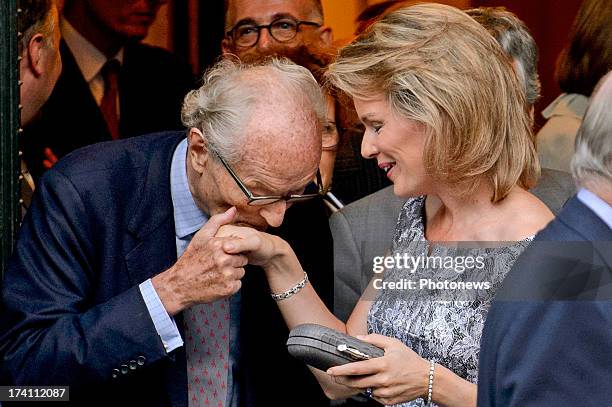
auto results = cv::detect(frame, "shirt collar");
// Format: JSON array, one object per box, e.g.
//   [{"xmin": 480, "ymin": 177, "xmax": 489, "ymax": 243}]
[
  {"xmin": 577, "ymin": 188, "xmax": 612, "ymax": 230},
  {"xmin": 61, "ymin": 17, "xmax": 124, "ymax": 83},
  {"xmin": 170, "ymin": 138, "xmax": 209, "ymax": 238}
]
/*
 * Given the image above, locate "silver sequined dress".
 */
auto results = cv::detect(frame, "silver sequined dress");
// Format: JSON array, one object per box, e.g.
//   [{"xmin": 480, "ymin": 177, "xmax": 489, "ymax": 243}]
[{"xmin": 367, "ymin": 196, "xmax": 532, "ymax": 407}]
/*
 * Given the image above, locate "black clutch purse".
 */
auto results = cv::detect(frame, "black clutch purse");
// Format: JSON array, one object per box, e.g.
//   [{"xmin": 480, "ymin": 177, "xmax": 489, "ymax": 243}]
[{"xmin": 287, "ymin": 323, "xmax": 384, "ymax": 371}]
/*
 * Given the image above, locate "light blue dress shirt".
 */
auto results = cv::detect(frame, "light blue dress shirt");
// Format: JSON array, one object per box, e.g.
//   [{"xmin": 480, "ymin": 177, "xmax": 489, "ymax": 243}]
[
  {"xmin": 577, "ymin": 188, "xmax": 612, "ymax": 230},
  {"xmin": 138, "ymin": 138, "xmax": 241, "ymax": 406}
]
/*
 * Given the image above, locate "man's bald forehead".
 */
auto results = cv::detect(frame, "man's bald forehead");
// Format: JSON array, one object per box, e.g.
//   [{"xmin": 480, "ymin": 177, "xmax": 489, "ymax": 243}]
[
  {"xmin": 247, "ymin": 82, "xmax": 321, "ymax": 144},
  {"xmin": 238, "ymin": 90, "xmax": 322, "ymax": 186},
  {"xmin": 224, "ymin": 0, "xmax": 324, "ymax": 29}
]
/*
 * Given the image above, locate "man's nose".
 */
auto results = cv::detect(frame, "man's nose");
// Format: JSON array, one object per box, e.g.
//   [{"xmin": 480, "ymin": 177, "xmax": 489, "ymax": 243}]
[
  {"xmin": 257, "ymin": 28, "xmax": 274, "ymax": 50},
  {"xmin": 260, "ymin": 200, "xmax": 287, "ymax": 228},
  {"xmin": 361, "ymin": 132, "xmax": 378, "ymax": 159}
]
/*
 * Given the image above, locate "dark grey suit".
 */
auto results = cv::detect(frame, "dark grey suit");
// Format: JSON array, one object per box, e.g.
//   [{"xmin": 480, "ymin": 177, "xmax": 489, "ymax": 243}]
[{"xmin": 330, "ymin": 186, "xmax": 404, "ymax": 321}]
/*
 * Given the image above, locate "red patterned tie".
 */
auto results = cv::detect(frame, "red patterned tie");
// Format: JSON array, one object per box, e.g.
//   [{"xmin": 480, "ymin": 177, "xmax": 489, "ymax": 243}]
[
  {"xmin": 185, "ymin": 299, "xmax": 230, "ymax": 407},
  {"xmin": 99, "ymin": 59, "xmax": 121, "ymax": 140}
]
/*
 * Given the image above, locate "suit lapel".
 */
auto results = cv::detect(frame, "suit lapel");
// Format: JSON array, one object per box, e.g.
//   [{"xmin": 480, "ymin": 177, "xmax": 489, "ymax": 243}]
[
  {"xmin": 124, "ymin": 133, "xmax": 184, "ymax": 284},
  {"xmin": 122, "ymin": 132, "xmax": 188, "ymax": 407}
]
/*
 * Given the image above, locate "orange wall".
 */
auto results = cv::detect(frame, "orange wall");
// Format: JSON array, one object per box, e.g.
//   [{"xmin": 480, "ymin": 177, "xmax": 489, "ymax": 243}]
[
  {"xmin": 322, "ymin": 0, "xmax": 366, "ymax": 41},
  {"xmin": 323, "ymin": 0, "xmax": 472, "ymax": 42}
]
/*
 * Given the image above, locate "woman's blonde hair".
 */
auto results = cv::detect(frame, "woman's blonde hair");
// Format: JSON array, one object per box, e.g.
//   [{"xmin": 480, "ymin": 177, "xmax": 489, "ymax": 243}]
[{"xmin": 327, "ymin": 3, "xmax": 538, "ymax": 202}]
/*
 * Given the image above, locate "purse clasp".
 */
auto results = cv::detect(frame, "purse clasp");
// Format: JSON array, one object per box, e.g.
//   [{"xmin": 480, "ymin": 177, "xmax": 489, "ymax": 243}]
[{"xmin": 337, "ymin": 344, "xmax": 371, "ymax": 361}]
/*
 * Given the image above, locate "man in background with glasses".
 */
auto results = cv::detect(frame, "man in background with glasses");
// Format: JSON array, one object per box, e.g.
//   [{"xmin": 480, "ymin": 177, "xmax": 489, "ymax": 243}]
[
  {"xmin": 1, "ymin": 58, "xmax": 331, "ymax": 406},
  {"xmin": 222, "ymin": 0, "xmax": 332, "ymax": 60}
]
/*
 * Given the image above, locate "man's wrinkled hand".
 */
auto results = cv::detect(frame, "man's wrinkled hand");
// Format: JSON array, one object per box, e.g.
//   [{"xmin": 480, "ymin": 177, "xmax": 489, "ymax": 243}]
[{"xmin": 152, "ymin": 207, "xmax": 248, "ymax": 315}]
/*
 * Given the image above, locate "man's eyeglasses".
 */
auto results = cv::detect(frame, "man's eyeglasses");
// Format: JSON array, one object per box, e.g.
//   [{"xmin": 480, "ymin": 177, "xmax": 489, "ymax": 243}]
[
  {"xmin": 212, "ymin": 149, "xmax": 325, "ymax": 206},
  {"xmin": 226, "ymin": 17, "xmax": 322, "ymax": 49}
]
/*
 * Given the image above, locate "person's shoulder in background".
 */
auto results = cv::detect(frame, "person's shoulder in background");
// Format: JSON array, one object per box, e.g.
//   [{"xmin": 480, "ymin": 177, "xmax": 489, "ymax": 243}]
[{"xmin": 536, "ymin": 93, "xmax": 589, "ymax": 172}]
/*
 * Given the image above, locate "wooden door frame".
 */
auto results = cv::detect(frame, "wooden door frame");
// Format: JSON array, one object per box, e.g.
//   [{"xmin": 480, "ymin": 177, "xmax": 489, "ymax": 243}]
[{"xmin": 0, "ymin": 0, "xmax": 20, "ymax": 278}]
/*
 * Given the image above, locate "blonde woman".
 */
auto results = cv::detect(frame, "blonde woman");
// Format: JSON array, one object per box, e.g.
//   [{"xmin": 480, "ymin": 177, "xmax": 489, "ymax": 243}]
[{"xmin": 219, "ymin": 4, "xmax": 553, "ymax": 406}]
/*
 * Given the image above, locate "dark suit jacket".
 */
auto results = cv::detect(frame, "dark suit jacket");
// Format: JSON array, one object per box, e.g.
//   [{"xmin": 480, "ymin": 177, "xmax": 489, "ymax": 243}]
[
  {"xmin": 21, "ymin": 40, "xmax": 195, "ymax": 180},
  {"xmin": 0, "ymin": 132, "xmax": 332, "ymax": 407},
  {"xmin": 478, "ymin": 196, "xmax": 612, "ymax": 406}
]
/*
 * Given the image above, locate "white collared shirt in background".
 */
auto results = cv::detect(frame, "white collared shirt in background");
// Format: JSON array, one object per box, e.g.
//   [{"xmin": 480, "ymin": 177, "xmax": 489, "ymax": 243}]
[{"xmin": 60, "ymin": 18, "xmax": 123, "ymax": 113}]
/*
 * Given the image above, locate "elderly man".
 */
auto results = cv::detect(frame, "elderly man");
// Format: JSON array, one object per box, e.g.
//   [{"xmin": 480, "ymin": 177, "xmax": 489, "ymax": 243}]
[
  {"xmin": 21, "ymin": 0, "xmax": 194, "ymax": 180},
  {"xmin": 222, "ymin": 0, "xmax": 391, "ymax": 206},
  {"xmin": 478, "ymin": 72, "xmax": 612, "ymax": 406},
  {"xmin": 1, "ymin": 59, "xmax": 330, "ymax": 406}
]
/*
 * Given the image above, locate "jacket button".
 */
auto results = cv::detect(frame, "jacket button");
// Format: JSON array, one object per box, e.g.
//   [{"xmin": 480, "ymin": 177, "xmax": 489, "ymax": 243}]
[
  {"xmin": 129, "ymin": 360, "xmax": 138, "ymax": 370},
  {"xmin": 137, "ymin": 355, "xmax": 147, "ymax": 366},
  {"xmin": 112, "ymin": 368, "xmax": 120, "ymax": 379},
  {"xmin": 120, "ymin": 364, "xmax": 129, "ymax": 374}
]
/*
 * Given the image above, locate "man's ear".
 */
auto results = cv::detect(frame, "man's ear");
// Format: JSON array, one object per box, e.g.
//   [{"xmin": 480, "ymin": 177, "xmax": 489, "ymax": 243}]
[
  {"xmin": 27, "ymin": 33, "xmax": 46, "ymax": 77},
  {"xmin": 187, "ymin": 128, "xmax": 210, "ymax": 173},
  {"xmin": 319, "ymin": 26, "xmax": 333, "ymax": 47}
]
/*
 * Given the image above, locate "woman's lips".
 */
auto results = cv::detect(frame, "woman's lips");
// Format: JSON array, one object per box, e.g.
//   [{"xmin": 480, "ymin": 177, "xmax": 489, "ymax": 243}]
[{"xmin": 378, "ymin": 162, "xmax": 396, "ymax": 179}]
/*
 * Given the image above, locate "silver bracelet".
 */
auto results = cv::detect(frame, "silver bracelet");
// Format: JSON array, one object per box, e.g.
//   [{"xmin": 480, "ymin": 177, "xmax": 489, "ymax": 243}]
[
  {"xmin": 270, "ymin": 272, "xmax": 308, "ymax": 301},
  {"xmin": 427, "ymin": 359, "xmax": 435, "ymax": 405}
]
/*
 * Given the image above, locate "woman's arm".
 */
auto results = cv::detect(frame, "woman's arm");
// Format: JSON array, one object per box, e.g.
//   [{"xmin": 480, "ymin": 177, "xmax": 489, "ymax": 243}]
[
  {"xmin": 433, "ymin": 364, "xmax": 477, "ymax": 407},
  {"xmin": 219, "ymin": 225, "xmax": 477, "ymax": 405},
  {"xmin": 218, "ymin": 225, "xmax": 367, "ymax": 399}
]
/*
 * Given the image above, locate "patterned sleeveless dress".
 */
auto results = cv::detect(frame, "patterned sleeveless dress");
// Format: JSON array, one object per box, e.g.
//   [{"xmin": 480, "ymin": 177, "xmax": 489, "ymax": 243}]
[{"xmin": 367, "ymin": 196, "xmax": 532, "ymax": 406}]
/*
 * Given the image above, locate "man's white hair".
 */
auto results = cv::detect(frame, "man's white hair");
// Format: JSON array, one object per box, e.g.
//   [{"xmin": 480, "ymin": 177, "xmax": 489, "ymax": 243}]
[
  {"xmin": 465, "ymin": 7, "xmax": 541, "ymax": 106},
  {"xmin": 571, "ymin": 71, "xmax": 612, "ymax": 190},
  {"xmin": 181, "ymin": 57, "xmax": 326, "ymax": 165}
]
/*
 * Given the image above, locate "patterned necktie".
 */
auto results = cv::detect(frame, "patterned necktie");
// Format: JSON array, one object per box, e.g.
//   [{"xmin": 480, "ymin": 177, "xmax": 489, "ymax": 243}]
[
  {"xmin": 185, "ymin": 296, "xmax": 230, "ymax": 406},
  {"xmin": 99, "ymin": 59, "xmax": 121, "ymax": 140}
]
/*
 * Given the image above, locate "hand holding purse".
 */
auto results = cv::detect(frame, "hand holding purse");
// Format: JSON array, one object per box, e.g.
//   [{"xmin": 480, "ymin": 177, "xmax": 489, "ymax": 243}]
[{"xmin": 287, "ymin": 324, "xmax": 384, "ymax": 371}]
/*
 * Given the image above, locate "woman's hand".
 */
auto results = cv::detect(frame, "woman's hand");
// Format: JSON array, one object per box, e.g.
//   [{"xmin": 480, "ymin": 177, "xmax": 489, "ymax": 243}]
[
  {"xmin": 327, "ymin": 334, "xmax": 430, "ymax": 406},
  {"xmin": 216, "ymin": 225, "xmax": 280, "ymax": 267}
]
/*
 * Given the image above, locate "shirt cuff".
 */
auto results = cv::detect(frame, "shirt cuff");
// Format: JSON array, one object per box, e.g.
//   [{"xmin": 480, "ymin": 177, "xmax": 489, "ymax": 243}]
[{"xmin": 139, "ymin": 278, "xmax": 184, "ymax": 353}]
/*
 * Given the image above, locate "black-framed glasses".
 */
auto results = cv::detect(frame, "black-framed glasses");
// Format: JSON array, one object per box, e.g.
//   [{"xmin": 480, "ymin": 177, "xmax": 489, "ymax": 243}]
[
  {"xmin": 212, "ymin": 150, "xmax": 324, "ymax": 206},
  {"xmin": 226, "ymin": 17, "xmax": 322, "ymax": 48}
]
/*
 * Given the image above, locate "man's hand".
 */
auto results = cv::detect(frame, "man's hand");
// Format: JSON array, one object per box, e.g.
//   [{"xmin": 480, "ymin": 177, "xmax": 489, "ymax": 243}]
[{"xmin": 152, "ymin": 207, "xmax": 248, "ymax": 316}]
